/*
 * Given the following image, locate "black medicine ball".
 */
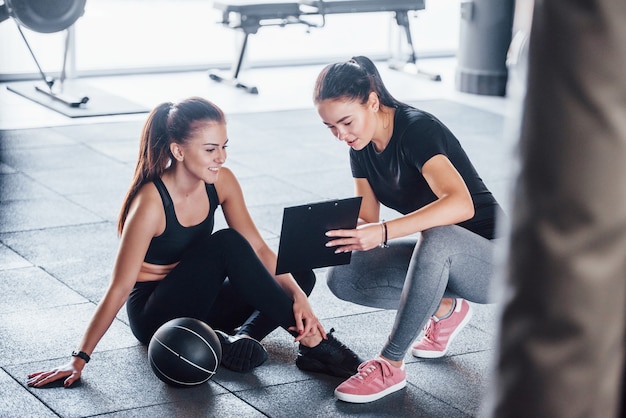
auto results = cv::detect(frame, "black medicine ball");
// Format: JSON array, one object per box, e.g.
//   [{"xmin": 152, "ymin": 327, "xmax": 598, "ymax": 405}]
[{"xmin": 148, "ymin": 317, "xmax": 222, "ymax": 387}]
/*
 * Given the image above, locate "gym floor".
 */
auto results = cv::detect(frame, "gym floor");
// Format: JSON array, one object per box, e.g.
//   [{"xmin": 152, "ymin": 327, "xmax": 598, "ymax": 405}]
[{"xmin": 0, "ymin": 57, "xmax": 520, "ymax": 417}]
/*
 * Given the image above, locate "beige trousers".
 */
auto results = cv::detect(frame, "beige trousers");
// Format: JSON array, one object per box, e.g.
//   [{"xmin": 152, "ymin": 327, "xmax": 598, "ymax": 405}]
[{"xmin": 486, "ymin": 0, "xmax": 626, "ymax": 417}]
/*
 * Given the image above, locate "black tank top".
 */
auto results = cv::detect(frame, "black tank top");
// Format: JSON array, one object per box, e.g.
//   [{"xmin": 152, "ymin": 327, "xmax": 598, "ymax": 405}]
[{"xmin": 143, "ymin": 178, "xmax": 219, "ymax": 265}]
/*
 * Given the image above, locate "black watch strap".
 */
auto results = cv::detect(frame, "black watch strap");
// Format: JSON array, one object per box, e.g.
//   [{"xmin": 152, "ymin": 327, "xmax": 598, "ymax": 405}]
[{"xmin": 71, "ymin": 350, "xmax": 91, "ymax": 363}]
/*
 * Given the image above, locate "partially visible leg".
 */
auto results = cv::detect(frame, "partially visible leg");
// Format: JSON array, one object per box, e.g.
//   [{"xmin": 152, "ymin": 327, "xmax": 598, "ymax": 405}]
[
  {"xmin": 381, "ymin": 225, "xmax": 497, "ymax": 362},
  {"xmin": 198, "ymin": 230, "xmax": 361, "ymax": 376},
  {"xmin": 128, "ymin": 229, "xmax": 361, "ymax": 375},
  {"xmin": 207, "ymin": 270, "xmax": 316, "ymax": 372},
  {"xmin": 195, "ymin": 276, "xmax": 273, "ymax": 371},
  {"xmin": 334, "ymin": 226, "xmax": 497, "ymax": 404},
  {"xmin": 204, "ymin": 230, "xmax": 299, "ymax": 331},
  {"xmin": 202, "ymin": 278, "xmax": 251, "ymax": 335},
  {"xmin": 327, "ymin": 237, "xmax": 417, "ymax": 310},
  {"xmin": 327, "ymin": 237, "xmax": 456, "ymax": 316},
  {"xmin": 127, "ymin": 229, "xmax": 298, "ymax": 344},
  {"xmin": 329, "ymin": 244, "xmax": 416, "ymax": 404},
  {"xmin": 236, "ymin": 269, "xmax": 316, "ymax": 341}
]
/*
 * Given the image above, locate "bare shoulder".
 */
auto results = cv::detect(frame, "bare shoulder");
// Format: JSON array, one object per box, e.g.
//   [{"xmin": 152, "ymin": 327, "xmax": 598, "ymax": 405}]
[
  {"xmin": 214, "ymin": 167, "xmax": 242, "ymax": 204},
  {"xmin": 127, "ymin": 182, "xmax": 165, "ymax": 230},
  {"xmin": 134, "ymin": 181, "xmax": 161, "ymax": 206},
  {"xmin": 217, "ymin": 166, "xmax": 237, "ymax": 184}
]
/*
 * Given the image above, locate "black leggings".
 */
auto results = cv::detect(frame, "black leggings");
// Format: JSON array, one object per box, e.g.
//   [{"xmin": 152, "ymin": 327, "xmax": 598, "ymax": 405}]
[{"xmin": 126, "ymin": 228, "xmax": 315, "ymax": 345}]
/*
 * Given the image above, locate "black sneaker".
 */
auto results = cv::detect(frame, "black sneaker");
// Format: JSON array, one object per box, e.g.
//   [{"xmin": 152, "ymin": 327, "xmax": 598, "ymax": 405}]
[
  {"xmin": 295, "ymin": 329, "xmax": 364, "ymax": 378},
  {"xmin": 215, "ymin": 330, "xmax": 268, "ymax": 373}
]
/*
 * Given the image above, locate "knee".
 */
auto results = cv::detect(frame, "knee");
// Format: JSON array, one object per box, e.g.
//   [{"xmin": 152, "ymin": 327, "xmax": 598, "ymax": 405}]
[
  {"xmin": 326, "ymin": 266, "xmax": 352, "ymax": 301},
  {"xmin": 212, "ymin": 228, "xmax": 253, "ymax": 252},
  {"xmin": 419, "ymin": 226, "xmax": 457, "ymax": 256},
  {"xmin": 421, "ymin": 226, "xmax": 449, "ymax": 242},
  {"xmin": 212, "ymin": 227, "xmax": 245, "ymax": 242}
]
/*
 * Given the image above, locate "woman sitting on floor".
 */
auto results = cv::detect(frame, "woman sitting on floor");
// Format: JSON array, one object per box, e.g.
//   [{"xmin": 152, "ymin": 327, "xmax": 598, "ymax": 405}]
[{"xmin": 27, "ymin": 96, "xmax": 362, "ymax": 388}]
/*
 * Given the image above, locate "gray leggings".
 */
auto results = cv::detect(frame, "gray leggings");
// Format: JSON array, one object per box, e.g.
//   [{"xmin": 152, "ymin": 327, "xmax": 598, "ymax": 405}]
[{"xmin": 327, "ymin": 225, "xmax": 499, "ymax": 361}]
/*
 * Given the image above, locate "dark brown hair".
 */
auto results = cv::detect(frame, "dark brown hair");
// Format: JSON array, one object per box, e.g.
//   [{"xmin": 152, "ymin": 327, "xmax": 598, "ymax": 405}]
[
  {"xmin": 117, "ymin": 96, "xmax": 225, "ymax": 234},
  {"xmin": 313, "ymin": 56, "xmax": 405, "ymax": 108}
]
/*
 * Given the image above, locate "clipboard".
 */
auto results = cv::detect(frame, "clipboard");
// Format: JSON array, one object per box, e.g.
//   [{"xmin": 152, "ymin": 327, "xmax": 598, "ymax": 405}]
[{"xmin": 275, "ymin": 197, "xmax": 362, "ymax": 275}]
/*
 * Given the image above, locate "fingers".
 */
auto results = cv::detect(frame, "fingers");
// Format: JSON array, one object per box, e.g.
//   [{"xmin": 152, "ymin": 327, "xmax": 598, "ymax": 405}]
[
  {"xmin": 325, "ymin": 237, "xmax": 357, "ymax": 253},
  {"xmin": 294, "ymin": 313, "xmax": 304, "ymax": 339},
  {"xmin": 27, "ymin": 365, "xmax": 79, "ymax": 388},
  {"xmin": 27, "ymin": 370, "xmax": 62, "ymax": 387},
  {"xmin": 326, "ymin": 231, "xmax": 364, "ymax": 250},
  {"xmin": 292, "ymin": 300, "xmax": 325, "ymax": 342},
  {"xmin": 327, "ymin": 223, "xmax": 383, "ymax": 252},
  {"xmin": 64, "ymin": 372, "xmax": 80, "ymax": 388},
  {"xmin": 326, "ymin": 239, "xmax": 361, "ymax": 254},
  {"xmin": 325, "ymin": 230, "xmax": 359, "ymax": 251},
  {"xmin": 317, "ymin": 323, "xmax": 327, "ymax": 340},
  {"xmin": 288, "ymin": 325, "xmax": 306, "ymax": 343},
  {"xmin": 325, "ymin": 229, "xmax": 351, "ymax": 238},
  {"xmin": 303, "ymin": 317, "xmax": 316, "ymax": 337},
  {"xmin": 331, "ymin": 245, "xmax": 353, "ymax": 254},
  {"xmin": 303, "ymin": 316, "xmax": 323, "ymax": 339},
  {"xmin": 291, "ymin": 317, "xmax": 322, "ymax": 343}
]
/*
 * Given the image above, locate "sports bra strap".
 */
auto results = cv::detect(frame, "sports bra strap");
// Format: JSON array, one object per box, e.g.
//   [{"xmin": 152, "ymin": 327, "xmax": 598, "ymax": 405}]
[{"xmin": 153, "ymin": 177, "xmax": 173, "ymax": 209}]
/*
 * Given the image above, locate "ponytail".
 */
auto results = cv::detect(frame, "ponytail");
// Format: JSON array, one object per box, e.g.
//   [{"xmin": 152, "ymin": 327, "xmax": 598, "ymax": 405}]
[{"xmin": 117, "ymin": 102, "xmax": 172, "ymax": 234}]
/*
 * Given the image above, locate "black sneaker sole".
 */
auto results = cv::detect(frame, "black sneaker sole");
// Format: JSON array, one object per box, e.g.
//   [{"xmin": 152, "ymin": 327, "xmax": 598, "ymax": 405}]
[{"xmin": 216, "ymin": 331, "xmax": 268, "ymax": 373}]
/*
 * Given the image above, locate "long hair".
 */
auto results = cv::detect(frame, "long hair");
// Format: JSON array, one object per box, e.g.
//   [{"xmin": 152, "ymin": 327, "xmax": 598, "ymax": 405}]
[
  {"xmin": 117, "ymin": 96, "xmax": 225, "ymax": 234},
  {"xmin": 313, "ymin": 56, "xmax": 405, "ymax": 108}
]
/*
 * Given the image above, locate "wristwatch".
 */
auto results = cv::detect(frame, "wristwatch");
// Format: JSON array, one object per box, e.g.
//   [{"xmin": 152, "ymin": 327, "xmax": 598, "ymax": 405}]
[{"xmin": 71, "ymin": 350, "xmax": 91, "ymax": 363}]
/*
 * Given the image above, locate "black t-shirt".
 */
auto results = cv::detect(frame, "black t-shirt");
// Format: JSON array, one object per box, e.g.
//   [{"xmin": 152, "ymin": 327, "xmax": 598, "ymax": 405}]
[{"xmin": 350, "ymin": 105, "xmax": 503, "ymax": 239}]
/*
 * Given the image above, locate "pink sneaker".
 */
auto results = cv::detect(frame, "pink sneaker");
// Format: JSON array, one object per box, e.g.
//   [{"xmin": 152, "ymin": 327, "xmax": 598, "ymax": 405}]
[
  {"xmin": 334, "ymin": 358, "xmax": 407, "ymax": 403},
  {"xmin": 412, "ymin": 298, "xmax": 473, "ymax": 359}
]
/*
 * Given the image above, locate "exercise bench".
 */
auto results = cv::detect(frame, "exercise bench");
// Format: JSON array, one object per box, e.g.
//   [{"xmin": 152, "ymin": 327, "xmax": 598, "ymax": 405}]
[{"xmin": 209, "ymin": 0, "xmax": 439, "ymax": 94}]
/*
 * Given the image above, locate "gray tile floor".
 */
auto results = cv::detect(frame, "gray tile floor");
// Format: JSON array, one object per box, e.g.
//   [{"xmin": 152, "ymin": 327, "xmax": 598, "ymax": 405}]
[{"xmin": 0, "ymin": 59, "xmax": 519, "ymax": 417}]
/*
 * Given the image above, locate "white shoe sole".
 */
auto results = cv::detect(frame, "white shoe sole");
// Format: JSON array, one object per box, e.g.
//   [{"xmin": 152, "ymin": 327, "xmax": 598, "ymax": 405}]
[
  {"xmin": 334, "ymin": 379, "xmax": 407, "ymax": 403},
  {"xmin": 412, "ymin": 303, "xmax": 473, "ymax": 359}
]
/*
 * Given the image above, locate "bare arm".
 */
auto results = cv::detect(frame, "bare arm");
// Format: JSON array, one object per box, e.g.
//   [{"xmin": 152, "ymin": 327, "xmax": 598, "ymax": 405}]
[
  {"xmin": 327, "ymin": 154, "xmax": 474, "ymax": 252},
  {"xmin": 354, "ymin": 177, "xmax": 381, "ymax": 225},
  {"xmin": 28, "ymin": 185, "xmax": 162, "ymax": 387}
]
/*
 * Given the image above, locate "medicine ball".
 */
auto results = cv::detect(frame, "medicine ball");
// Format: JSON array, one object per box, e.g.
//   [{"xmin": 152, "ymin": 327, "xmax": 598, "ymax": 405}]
[{"xmin": 148, "ymin": 317, "xmax": 222, "ymax": 387}]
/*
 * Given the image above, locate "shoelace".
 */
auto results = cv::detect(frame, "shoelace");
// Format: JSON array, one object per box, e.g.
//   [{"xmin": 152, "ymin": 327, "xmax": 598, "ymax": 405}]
[
  {"xmin": 354, "ymin": 359, "xmax": 394, "ymax": 383},
  {"xmin": 422, "ymin": 318, "xmax": 439, "ymax": 342}
]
